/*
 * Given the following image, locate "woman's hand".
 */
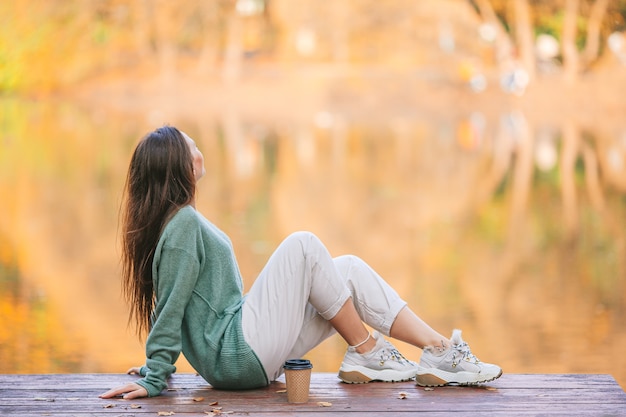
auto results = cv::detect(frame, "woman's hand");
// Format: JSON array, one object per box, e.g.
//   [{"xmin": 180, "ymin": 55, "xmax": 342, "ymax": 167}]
[
  {"xmin": 99, "ymin": 382, "xmax": 148, "ymax": 399},
  {"xmin": 126, "ymin": 366, "xmax": 142, "ymax": 375},
  {"xmin": 99, "ymin": 368, "xmax": 147, "ymax": 399}
]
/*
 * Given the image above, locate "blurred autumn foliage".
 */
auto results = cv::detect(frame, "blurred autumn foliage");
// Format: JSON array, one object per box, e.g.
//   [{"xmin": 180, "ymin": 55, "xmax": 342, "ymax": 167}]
[
  {"xmin": 1, "ymin": 0, "xmax": 625, "ymax": 94},
  {"xmin": 0, "ymin": 254, "xmax": 84, "ymax": 372}
]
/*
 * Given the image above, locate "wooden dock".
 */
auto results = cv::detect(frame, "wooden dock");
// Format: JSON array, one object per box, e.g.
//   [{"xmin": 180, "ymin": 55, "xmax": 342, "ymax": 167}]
[{"xmin": 1, "ymin": 373, "xmax": 625, "ymax": 416}]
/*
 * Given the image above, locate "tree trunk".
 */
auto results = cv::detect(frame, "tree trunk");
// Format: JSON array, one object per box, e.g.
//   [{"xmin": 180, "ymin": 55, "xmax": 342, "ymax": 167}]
[
  {"xmin": 473, "ymin": 0, "xmax": 514, "ymax": 64},
  {"xmin": 582, "ymin": 0, "xmax": 609, "ymax": 67},
  {"xmin": 513, "ymin": 0, "xmax": 535, "ymax": 80},
  {"xmin": 562, "ymin": 0, "xmax": 580, "ymax": 82},
  {"xmin": 153, "ymin": 0, "xmax": 184, "ymax": 84},
  {"xmin": 560, "ymin": 121, "xmax": 580, "ymax": 241},
  {"xmin": 196, "ymin": 1, "xmax": 221, "ymax": 75},
  {"xmin": 222, "ymin": 12, "xmax": 243, "ymax": 83}
]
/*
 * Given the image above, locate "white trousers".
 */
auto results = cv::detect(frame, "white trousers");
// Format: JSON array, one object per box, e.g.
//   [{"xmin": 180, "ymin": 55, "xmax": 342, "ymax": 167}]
[{"xmin": 241, "ymin": 231, "xmax": 407, "ymax": 381}]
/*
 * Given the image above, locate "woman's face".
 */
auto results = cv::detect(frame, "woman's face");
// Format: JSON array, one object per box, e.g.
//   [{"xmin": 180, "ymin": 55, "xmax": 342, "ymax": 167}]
[{"xmin": 182, "ymin": 132, "xmax": 205, "ymax": 181}]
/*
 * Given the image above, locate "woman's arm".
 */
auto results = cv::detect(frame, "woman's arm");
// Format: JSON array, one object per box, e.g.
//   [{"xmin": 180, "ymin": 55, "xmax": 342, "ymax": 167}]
[
  {"xmin": 134, "ymin": 246, "xmax": 200, "ymax": 396},
  {"xmin": 101, "ymin": 243, "xmax": 201, "ymax": 398},
  {"xmin": 101, "ymin": 212, "xmax": 202, "ymax": 398}
]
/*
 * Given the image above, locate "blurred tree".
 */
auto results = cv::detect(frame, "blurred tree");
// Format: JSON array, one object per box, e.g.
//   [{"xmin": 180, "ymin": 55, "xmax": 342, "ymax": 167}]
[
  {"xmin": 472, "ymin": 0, "xmax": 625, "ymax": 80},
  {"xmin": 472, "ymin": 0, "xmax": 514, "ymax": 63},
  {"xmin": 562, "ymin": 0, "xmax": 581, "ymax": 82},
  {"xmin": 3, "ymin": 0, "xmax": 626, "ymax": 93},
  {"xmin": 196, "ymin": 0, "xmax": 224, "ymax": 74},
  {"xmin": 222, "ymin": 1, "xmax": 243, "ymax": 82},
  {"xmin": 514, "ymin": 0, "xmax": 536, "ymax": 79},
  {"xmin": 582, "ymin": 0, "xmax": 609, "ymax": 65}
]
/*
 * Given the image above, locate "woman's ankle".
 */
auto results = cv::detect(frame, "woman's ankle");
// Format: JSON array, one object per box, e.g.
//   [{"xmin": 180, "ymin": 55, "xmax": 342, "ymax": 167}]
[
  {"xmin": 352, "ymin": 332, "xmax": 377, "ymax": 354},
  {"xmin": 423, "ymin": 338, "xmax": 450, "ymax": 355}
]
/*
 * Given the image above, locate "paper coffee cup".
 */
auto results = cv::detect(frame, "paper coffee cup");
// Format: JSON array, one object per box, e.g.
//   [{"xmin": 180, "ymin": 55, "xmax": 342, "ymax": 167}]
[{"xmin": 283, "ymin": 359, "xmax": 313, "ymax": 403}]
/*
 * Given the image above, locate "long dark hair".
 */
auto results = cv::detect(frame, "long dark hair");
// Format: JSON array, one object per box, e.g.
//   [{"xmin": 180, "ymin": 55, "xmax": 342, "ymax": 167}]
[{"xmin": 121, "ymin": 126, "xmax": 196, "ymax": 337}]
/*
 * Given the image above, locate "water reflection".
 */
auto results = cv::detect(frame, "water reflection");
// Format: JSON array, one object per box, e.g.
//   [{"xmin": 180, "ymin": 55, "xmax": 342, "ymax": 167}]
[{"xmin": 0, "ymin": 97, "xmax": 624, "ymax": 389}]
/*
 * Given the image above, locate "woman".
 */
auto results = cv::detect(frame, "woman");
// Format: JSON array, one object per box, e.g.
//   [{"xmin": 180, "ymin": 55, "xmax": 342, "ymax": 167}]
[{"xmin": 100, "ymin": 126, "xmax": 502, "ymax": 399}]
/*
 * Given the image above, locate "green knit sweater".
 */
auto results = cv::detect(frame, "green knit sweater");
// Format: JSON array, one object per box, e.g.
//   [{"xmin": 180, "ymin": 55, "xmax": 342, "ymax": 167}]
[{"xmin": 135, "ymin": 205, "xmax": 268, "ymax": 396}]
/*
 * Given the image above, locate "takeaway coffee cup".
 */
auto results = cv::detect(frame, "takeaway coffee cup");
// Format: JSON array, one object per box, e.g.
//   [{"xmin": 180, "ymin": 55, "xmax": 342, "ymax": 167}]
[{"xmin": 283, "ymin": 359, "xmax": 313, "ymax": 403}]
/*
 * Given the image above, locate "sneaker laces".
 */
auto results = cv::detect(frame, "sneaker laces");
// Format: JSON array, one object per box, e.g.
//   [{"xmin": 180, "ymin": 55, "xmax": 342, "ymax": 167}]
[
  {"xmin": 378, "ymin": 341, "xmax": 412, "ymax": 366},
  {"xmin": 450, "ymin": 341, "xmax": 480, "ymax": 367}
]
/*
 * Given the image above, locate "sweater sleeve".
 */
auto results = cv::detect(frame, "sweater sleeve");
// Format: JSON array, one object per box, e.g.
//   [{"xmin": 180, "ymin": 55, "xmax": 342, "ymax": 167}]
[{"xmin": 135, "ymin": 245, "xmax": 200, "ymax": 397}]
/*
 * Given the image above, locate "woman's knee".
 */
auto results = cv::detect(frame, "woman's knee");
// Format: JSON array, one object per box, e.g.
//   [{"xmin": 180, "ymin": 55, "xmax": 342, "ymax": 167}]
[
  {"xmin": 333, "ymin": 254, "xmax": 361, "ymax": 275},
  {"xmin": 286, "ymin": 230, "xmax": 318, "ymax": 242},
  {"xmin": 333, "ymin": 255, "xmax": 384, "ymax": 293},
  {"xmin": 283, "ymin": 231, "xmax": 323, "ymax": 253}
]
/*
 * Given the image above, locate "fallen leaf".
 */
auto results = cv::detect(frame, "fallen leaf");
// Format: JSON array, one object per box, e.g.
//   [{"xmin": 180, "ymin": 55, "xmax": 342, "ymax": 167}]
[
  {"xmin": 103, "ymin": 403, "xmax": 115, "ymax": 408},
  {"xmin": 424, "ymin": 387, "xmax": 434, "ymax": 391},
  {"xmin": 157, "ymin": 412, "xmax": 175, "ymax": 416},
  {"xmin": 193, "ymin": 397, "xmax": 205, "ymax": 402},
  {"xmin": 398, "ymin": 391, "xmax": 408, "ymax": 399},
  {"xmin": 275, "ymin": 389, "xmax": 287, "ymax": 393},
  {"xmin": 317, "ymin": 401, "xmax": 332, "ymax": 407},
  {"xmin": 486, "ymin": 387, "xmax": 497, "ymax": 391},
  {"xmin": 130, "ymin": 404, "xmax": 142, "ymax": 409},
  {"xmin": 209, "ymin": 401, "xmax": 219, "ymax": 406}
]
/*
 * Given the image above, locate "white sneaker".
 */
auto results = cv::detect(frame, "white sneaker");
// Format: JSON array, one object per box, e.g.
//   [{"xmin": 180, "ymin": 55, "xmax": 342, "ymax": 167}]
[
  {"xmin": 416, "ymin": 329, "xmax": 502, "ymax": 386},
  {"xmin": 338, "ymin": 331, "xmax": 419, "ymax": 383}
]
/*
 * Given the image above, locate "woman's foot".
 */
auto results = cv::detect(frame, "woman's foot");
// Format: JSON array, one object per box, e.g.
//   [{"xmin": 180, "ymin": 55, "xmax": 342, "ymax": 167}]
[
  {"xmin": 415, "ymin": 329, "xmax": 502, "ymax": 386},
  {"xmin": 338, "ymin": 331, "xmax": 419, "ymax": 383}
]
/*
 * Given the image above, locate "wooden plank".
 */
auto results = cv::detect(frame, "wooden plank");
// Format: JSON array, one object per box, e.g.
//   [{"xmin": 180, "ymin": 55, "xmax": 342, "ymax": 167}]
[
  {"xmin": 0, "ymin": 373, "xmax": 624, "ymax": 416},
  {"xmin": 1, "ymin": 372, "xmax": 620, "ymax": 390},
  {"xmin": 1, "ymin": 372, "xmax": 622, "ymax": 391}
]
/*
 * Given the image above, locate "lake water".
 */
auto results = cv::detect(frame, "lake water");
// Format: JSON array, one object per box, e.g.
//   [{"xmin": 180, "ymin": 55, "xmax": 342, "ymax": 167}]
[{"xmin": 1, "ymin": 95, "xmax": 625, "ymax": 389}]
